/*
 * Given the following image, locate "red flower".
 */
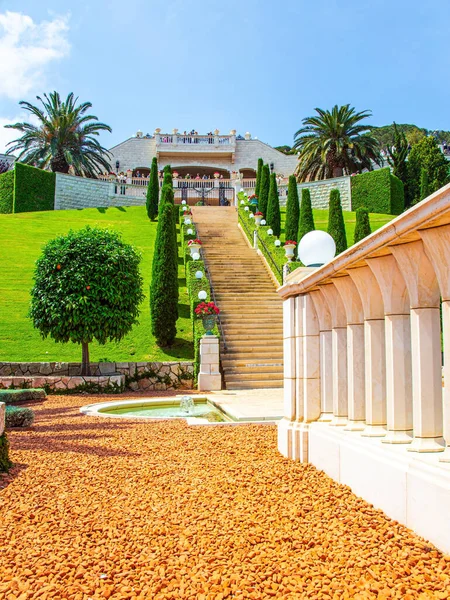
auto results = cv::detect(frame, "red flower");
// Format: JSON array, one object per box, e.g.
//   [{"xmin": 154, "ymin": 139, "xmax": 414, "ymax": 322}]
[
  {"xmin": 254, "ymin": 211, "xmax": 263, "ymax": 216},
  {"xmin": 284, "ymin": 240, "xmax": 297, "ymax": 246},
  {"xmin": 194, "ymin": 301, "xmax": 220, "ymax": 317},
  {"xmin": 188, "ymin": 239, "xmax": 202, "ymax": 246}
]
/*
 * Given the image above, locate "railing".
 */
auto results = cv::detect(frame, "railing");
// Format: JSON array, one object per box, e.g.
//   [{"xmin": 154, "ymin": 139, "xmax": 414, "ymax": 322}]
[
  {"xmin": 200, "ymin": 248, "xmax": 227, "ymax": 352},
  {"xmin": 242, "ymin": 179, "xmax": 256, "ymax": 189},
  {"xmin": 175, "ymin": 187, "xmax": 234, "ymax": 206},
  {"xmin": 173, "ymin": 179, "xmax": 232, "ymax": 189},
  {"xmin": 157, "ymin": 134, "xmax": 233, "ymax": 146},
  {"xmin": 238, "ymin": 210, "xmax": 283, "ymax": 283}
]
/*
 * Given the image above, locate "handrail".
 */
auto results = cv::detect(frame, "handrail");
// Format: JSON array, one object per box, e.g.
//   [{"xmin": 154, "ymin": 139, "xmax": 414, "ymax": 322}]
[
  {"xmin": 238, "ymin": 212, "xmax": 283, "ymax": 281},
  {"xmin": 199, "ymin": 247, "xmax": 227, "ymax": 352}
]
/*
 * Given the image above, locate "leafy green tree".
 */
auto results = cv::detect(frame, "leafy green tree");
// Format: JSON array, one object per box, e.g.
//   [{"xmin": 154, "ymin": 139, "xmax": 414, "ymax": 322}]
[
  {"xmin": 420, "ymin": 168, "xmax": 430, "ymax": 201},
  {"xmin": 146, "ymin": 157, "xmax": 159, "ymax": 221},
  {"xmin": 353, "ymin": 207, "xmax": 371, "ymax": 243},
  {"xmin": 386, "ymin": 122, "xmax": 409, "ymax": 185},
  {"xmin": 408, "ymin": 136, "xmax": 449, "ymax": 204},
  {"xmin": 5, "ymin": 92, "xmax": 111, "ymax": 176},
  {"xmin": 285, "ymin": 175, "xmax": 300, "ymax": 243},
  {"xmin": 266, "ymin": 173, "xmax": 281, "ymax": 237},
  {"xmin": 294, "ymin": 104, "xmax": 382, "ymax": 181},
  {"xmin": 30, "ymin": 227, "xmax": 144, "ymax": 375},
  {"xmin": 298, "ymin": 188, "xmax": 315, "ymax": 241},
  {"xmin": 150, "ymin": 202, "xmax": 179, "ymax": 346},
  {"xmin": 258, "ymin": 164, "xmax": 270, "ymax": 216},
  {"xmin": 254, "ymin": 158, "xmax": 264, "ymax": 199},
  {"xmin": 327, "ymin": 189, "xmax": 347, "ymax": 254}
]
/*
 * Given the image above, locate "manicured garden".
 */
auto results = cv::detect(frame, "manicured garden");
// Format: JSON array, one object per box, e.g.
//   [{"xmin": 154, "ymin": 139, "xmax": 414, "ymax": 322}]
[{"xmin": 0, "ymin": 206, "xmax": 193, "ymax": 362}]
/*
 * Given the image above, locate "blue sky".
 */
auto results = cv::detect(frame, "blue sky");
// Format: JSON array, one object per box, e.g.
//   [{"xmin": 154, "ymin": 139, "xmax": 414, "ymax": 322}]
[{"xmin": 1, "ymin": 0, "xmax": 449, "ymax": 153}]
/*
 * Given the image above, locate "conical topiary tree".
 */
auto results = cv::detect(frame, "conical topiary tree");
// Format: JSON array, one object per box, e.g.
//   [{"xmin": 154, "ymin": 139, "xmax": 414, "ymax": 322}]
[
  {"xmin": 150, "ymin": 201, "xmax": 178, "ymax": 346},
  {"xmin": 163, "ymin": 166, "xmax": 173, "ymax": 188},
  {"xmin": 285, "ymin": 175, "xmax": 300, "ymax": 243},
  {"xmin": 258, "ymin": 164, "xmax": 270, "ymax": 216},
  {"xmin": 327, "ymin": 188, "xmax": 347, "ymax": 255},
  {"xmin": 298, "ymin": 188, "xmax": 315, "ymax": 241},
  {"xmin": 420, "ymin": 167, "xmax": 430, "ymax": 201},
  {"xmin": 353, "ymin": 207, "xmax": 371, "ymax": 244},
  {"xmin": 266, "ymin": 173, "xmax": 281, "ymax": 238},
  {"xmin": 255, "ymin": 158, "xmax": 263, "ymax": 199},
  {"xmin": 146, "ymin": 157, "xmax": 159, "ymax": 221}
]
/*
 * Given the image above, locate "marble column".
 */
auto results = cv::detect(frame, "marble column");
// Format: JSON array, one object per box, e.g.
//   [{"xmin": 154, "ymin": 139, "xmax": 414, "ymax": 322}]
[
  {"xmin": 278, "ymin": 296, "xmax": 297, "ymax": 458},
  {"xmin": 348, "ymin": 265, "xmax": 387, "ymax": 436},
  {"xmin": 310, "ymin": 290, "xmax": 333, "ymax": 421}
]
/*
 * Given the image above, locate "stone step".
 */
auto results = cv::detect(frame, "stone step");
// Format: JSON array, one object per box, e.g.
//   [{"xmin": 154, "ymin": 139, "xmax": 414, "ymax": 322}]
[{"xmin": 226, "ymin": 380, "xmax": 283, "ymax": 390}]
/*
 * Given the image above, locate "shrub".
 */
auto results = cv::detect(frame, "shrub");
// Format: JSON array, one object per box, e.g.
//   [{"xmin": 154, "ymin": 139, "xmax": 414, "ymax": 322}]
[
  {"xmin": 0, "ymin": 432, "xmax": 12, "ymax": 472},
  {"xmin": 146, "ymin": 157, "xmax": 159, "ymax": 220},
  {"xmin": 255, "ymin": 157, "xmax": 263, "ymax": 199},
  {"xmin": 285, "ymin": 175, "xmax": 300, "ymax": 243},
  {"xmin": 30, "ymin": 226, "xmax": 144, "ymax": 375},
  {"xmin": 267, "ymin": 173, "xmax": 281, "ymax": 238},
  {"xmin": 298, "ymin": 188, "xmax": 315, "ymax": 241},
  {"xmin": 419, "ymin": 167, "xmax": 430, "ymax": 201},
  {"xmin": 407, "ymin": 136, "xmax": 449, "ymax": 205},
  {"xmin": 328, "ymin": 189, "xmax": 347, "ymax": 255},
  {"xmin": 0, "ymin": 170, "xmax": 14, "ymax": 214},
  {"xmin": 6, "ymin": 405, "xmax": 35, "ymax": 428},
  {"xmin": 0, "ymin": 389, "xmax": 46, "ymax": 404},
  {"xmin": 258, "ymin": 164, "xmax": 270, "ymax": 216},
  {"xmin": 14, "ymin": 163, "xmax": 55, "ymax": 213},
  {"xmin": 353, "ymin": 207, "xmax": 372, "ymax": 244},
  {"xmin": 351, "ymin": 167, "xmax": 404, "ymax": 214},
  {"xmin": 150, "ymin": 202, "xmax": 178, "ymax": 346}
]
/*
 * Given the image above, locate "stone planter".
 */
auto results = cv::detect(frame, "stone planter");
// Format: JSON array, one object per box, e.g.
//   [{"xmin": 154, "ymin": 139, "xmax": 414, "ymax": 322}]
[
  {"xmin": 285, "ymin": 244, "xmax": 296, "ymax": 261},
  {"xmin": 202, "ymin": 315, "xmax": 216, "ymax": 335},
  {"xmin": 255, "ymin": 215, "xmax": 263, "ymax": 226},
  {"xmin": 189, "ymin": 243, "xmax": 201, "ymax": 256}
]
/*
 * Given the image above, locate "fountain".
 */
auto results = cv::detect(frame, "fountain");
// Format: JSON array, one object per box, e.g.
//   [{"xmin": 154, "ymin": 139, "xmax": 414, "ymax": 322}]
[{"xmin": 179, "ymin": 395, "xmax": 195, "ymax": 415}]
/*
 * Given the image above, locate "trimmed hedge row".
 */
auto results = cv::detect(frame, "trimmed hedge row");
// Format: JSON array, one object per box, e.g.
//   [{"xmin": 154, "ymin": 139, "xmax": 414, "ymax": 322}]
[
  {"xmin": 5, "ymin": 405, "xmax": 35, "ymax": 427},
  {"xmin": 351, "ymin": 167, "xmax": 404, "ymax": 215},
  {"xmin": 0, "ymin": 170, "xmax": 14, "ymax": 214},
  {"xmin": 180, "ymin": 211, "xmax": 219, "ymax": 380},
  {"xmin": 14, "ymin": 163, "xmax": 56, "ymax": 213},
  {"xmin": 0, "ymin": 389, "xmax": 46, "ymax": 404},
  {"xmin": 0, "ymin": 433, "xmax": 11, "ymax": 472}
]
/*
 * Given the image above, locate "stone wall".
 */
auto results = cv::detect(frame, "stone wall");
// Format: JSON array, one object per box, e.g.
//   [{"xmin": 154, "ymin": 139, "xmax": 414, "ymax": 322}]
[
  {"xmin": 0, "ymin": 361, "xmax": 195, "ymax": 392},
  {"xmin": 55, "ymin": 173, "xmax": 111, "ymax": 210},
  {"xmin": 234, "ymin": 140, "xmax": 297, "ymax": 177},
  {"xmin": 298, "ymin": 176, "xmax": 352, "ymax": 210}
]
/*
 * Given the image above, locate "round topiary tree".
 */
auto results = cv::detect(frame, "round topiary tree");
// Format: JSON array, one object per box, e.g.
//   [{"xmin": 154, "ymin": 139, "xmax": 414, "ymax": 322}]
[
  {"xmin": 327, "ymin": 189, "xmax": 347, "ymax": 255},
  {"xmin": 285, "ymin": 175, "xmax": 300, "ymax": 243},
  {"xmin": 30, "ymin": 226, "xmax": 144, "ymax": 375},
  {"xmin": 146, "ymin": 157, "xmax": 159, "ymax": 221},
  {"xmin": 353, "ymin": 207, "xmax": 372, "ymax": 244},
  {"xmin": 298, "ymin": 188, "xmax": 315, "ymax": 242},
  {"xmin": 266, "ymin": 172, "xmax": 281, "ymax": 238}
]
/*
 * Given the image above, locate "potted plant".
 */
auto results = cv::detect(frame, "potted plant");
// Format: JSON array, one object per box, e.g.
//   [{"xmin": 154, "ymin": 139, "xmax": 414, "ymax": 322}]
[
  {"xmin": 213, "ymin": 172, "xmax": 220, "ymax": 179},
  {"xmin": 195, "ymin": 301, "xmax": 220, "ymax": 335},
  {"xmin": 284, "ymin": 240, "xmax": 297, "ymax": 261},
  {"xmin": 188, "ymin": 238, "xmax": 202, "ymax": 256},
  {"xmin": 173, "ymin": 171, "xmax": 179, "ymax": 179},
  {"xmin": 254, "ymin": 211, "xmax": 264, "ymax": 226},
  {"xmin": 248, "ymin": 194, "xmax": 258, "ymax": 207}
]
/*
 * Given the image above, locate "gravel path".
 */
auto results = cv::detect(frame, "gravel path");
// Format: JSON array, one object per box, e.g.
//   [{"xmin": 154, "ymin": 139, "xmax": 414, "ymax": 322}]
[{"xmin": 1, "ymin": 395, "xmax": 449, "ymax": 599}]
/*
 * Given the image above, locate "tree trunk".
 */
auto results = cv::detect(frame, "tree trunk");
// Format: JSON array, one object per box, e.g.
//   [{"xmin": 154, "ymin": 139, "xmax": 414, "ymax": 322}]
[
  {"xmin": 50, "ymin": 153, "xmax": 70, "ymax": 174},
  {"xmin": 81, "ymin": 342, "xmax": 91, "ymax": 376},
  {"xmin": 332, "ymin": 166, "xmax": 344, "ymax": 178}
]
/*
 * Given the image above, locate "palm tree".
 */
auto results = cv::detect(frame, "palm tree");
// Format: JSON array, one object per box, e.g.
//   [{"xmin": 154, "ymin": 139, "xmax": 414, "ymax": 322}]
[
  {"xmin": 5, "ymin": 91, "xmax": 112, "ymax": 176},
  {"xmin": 293, "ymin": 104, "xmax": 382, "ymax": 181}
]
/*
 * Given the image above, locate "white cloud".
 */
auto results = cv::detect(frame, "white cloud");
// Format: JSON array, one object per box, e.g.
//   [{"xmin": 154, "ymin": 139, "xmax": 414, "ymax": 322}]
[{"xmin": 0, "ymin": 11, "xmax": 70, "ymax": 100}]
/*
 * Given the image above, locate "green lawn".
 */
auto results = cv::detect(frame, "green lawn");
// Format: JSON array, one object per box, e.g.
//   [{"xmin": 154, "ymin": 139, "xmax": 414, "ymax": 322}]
[
  {"xmin": 280, "ymin": 207, "xmax": 394, "ymax": 244},
  {"xmin": 0, "ymin": 206, "xmax": 193, "ymax": 362}
]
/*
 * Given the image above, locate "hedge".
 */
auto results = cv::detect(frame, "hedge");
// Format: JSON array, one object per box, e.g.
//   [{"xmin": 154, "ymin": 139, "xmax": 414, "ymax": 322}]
[
  {"xmin": 13, "ymin": 163, "xmax": 56, "ymax": 213},
  {"xmin": 0, "ymin": 389, "xmax": 46, "ymax": 404},
  {"xmin": 180, "ymin": 212, "xmax": 219, "ymax": 380},
  {"xmin": 5, "ymin": 405, "xmax": 35, "ymax": 428},
  {"xmin": 351, "ymin": 167, "xmax": 404, "ymax": 215},
  {"xmin": 0, "ymin": 432, "xmax": 11, "ymax": 472},
  {"xmin": 0, "ymin": 170, "xmax": 14, "ymax": 214}
]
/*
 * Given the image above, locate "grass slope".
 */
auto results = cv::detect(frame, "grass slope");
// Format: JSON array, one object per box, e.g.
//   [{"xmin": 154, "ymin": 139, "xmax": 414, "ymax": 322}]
[{"xmin": 0, "ymin": 206, "xmax": 193, "ymax": 362}]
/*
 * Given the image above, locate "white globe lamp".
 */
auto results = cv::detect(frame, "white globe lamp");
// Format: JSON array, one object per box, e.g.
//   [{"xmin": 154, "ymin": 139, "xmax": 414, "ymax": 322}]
[
  {"xmin": 267, "ymin": 228, "xmax": 273, "ymax": 236},
  {"xmin": 261, "ymin": 219, "xmax": 266, "ymax": 226},
  {"xmin": 181, "ymin": 200, "xmax": 187, "ymax": 205},
  {"xmin": 274, "ymin": 239, "xmax": 281, "ymax": 247},
  {"xmin": 198, "ymin": 290, "xmax": 207, "ymax": 300},
  {"xmin": 184, "ymin": 218, "xmax": 192, "ymax": 225},
  {"xmin": 244, "ymin": 206, "xmax": 249, "ymax": 212},
  {"xmin": 249, "ymin": 212, "xmax": 254, "ymax": 219},
  {"xmin": 192, "ymin": 252, "xmax": 200, "ymax": 261},
  {"xmin": 195, "ymin": 270, "xmax": 203, "ymax": 279},
  {"xmin": 298, "ymin": 230, "xmax": 336, "ymax": 267},
  {"xmin": 187, "ymin": 228, "xmax": 193, "ymax": 235}
]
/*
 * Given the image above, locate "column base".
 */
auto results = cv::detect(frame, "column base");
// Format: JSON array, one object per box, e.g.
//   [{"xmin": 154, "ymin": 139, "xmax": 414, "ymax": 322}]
[
  {"xmin": 439, "ymin": 446, "xmax": 450, "ymax": 463},
  {"xmin": 344, "ymin": 420, "xmax": 365, "ymax": 432},
  {"xmin": 329, "ymin": 415, "xmax": 347, "ymax": 426},
  {"xmin": 407, "ymin": 437, "xmax": 445, "ymax": 453},
  {"xmin": 382, "ymin": 430, "xmax": 413, "ymax": 444},
  {"xmin": 277, "ymin": 418, "xmax": 294, "ymax": 459},
  {"xmin": 361, "ymin": 424, "xmax": 386, "ymax": 437},
  {"xmin": 318, "ymin": 412, "xmax": 333, "ymax": 422},
  {"xmin": 292, "ymin": 422, "xmax": 309, "ymax": 463}
]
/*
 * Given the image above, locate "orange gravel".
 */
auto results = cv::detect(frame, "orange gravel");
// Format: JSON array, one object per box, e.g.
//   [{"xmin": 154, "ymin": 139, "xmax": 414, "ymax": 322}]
[{"xmin": 1, "ymin": 395, "xmax": 449, "ymax": 600}]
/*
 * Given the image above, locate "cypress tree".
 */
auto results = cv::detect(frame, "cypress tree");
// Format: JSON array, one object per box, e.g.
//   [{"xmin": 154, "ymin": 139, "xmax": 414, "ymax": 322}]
[
  {"xmin": 146, "ymin": 157, "xmax": 159, "ymax": 221},
  {"xmin": 266, "ymin": 173, "xmax": 281, "ymax": 238},
  {"xmin": 298, "ymin": 188, "xmax": 315, "ymax": 241},
  {"xmin": 285, "ymin": 175, "xmax": 300, "ymax": 243},
  {"xmin": 353, "ymin": 207, "xmax": 371, "ymax": 244},
  {"xmin": 150, "ymin": 201, "xmax": 178, "ymax": 346},
  {"xmin": 327, "ymin": 189, "xmax": 347, "ymax": 255},
  {"xmin": 254, "ymin": 158, "xmax": 264, "ymax": 199},
  {"xmin": 163, "ymin": 168, "xmax": 173, "ymax": 188},
  {"xmin": 420, "ymin": 167, "xmax": 429, "ymax": 201},
  {"xmin": 258, "ymin": 164, "xmax": 270, "ymax": 216}
]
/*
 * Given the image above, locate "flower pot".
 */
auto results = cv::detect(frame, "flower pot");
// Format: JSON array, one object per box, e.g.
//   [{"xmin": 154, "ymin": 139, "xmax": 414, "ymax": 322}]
[
  {"xmin": 255, "ymin": 215, "xmax": 263, "ymax": 226},
  {"xmin": 285, "ymin": 244, "xmax": 296, "ymax": 261},
  {"xmin": 202, "ymin": 315, "xmax": 216, "ymax": 335},
  {"xmin": 189, "ymin": 243, "xmax": 201, "ymax": 256}
]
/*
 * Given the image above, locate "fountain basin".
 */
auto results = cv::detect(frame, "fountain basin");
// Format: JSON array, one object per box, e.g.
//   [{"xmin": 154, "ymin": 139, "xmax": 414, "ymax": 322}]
[{"xmin": 80, "ymin": 397, "xmax": 233, "ymax": 425}]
